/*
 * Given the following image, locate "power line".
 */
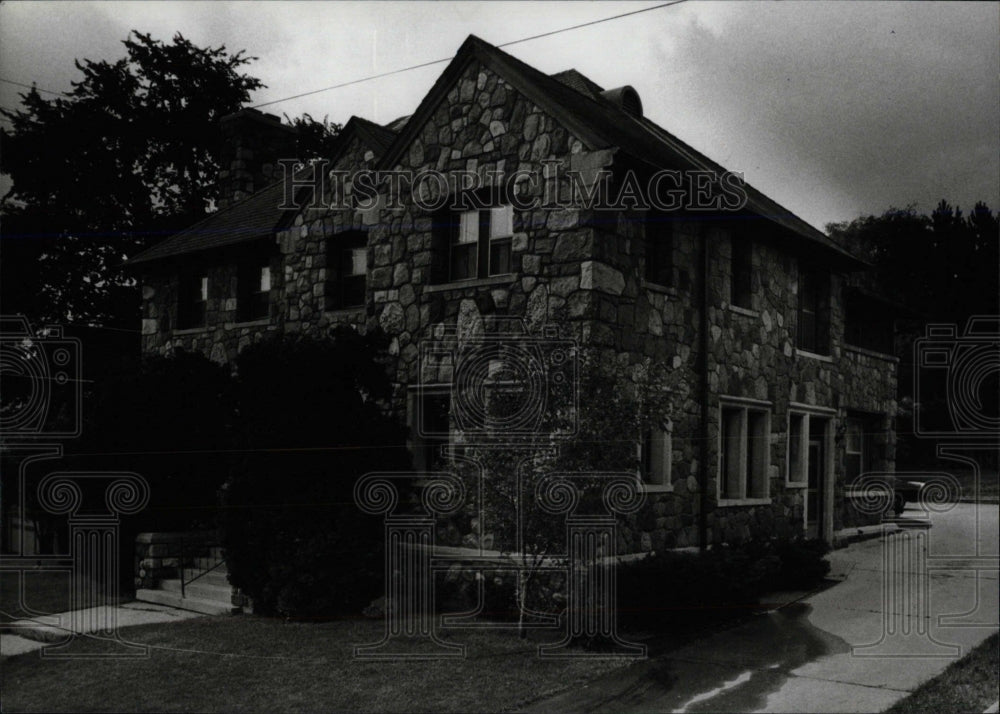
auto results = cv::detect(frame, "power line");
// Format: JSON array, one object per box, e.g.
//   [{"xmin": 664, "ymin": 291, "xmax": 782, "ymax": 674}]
[
  {"xmin": 251, "ymin": 0, "xmax": 687, "ymax": 110},
  {"xmin": 0, "ymin": 76, "xmax": 68, "ymax": 97}
]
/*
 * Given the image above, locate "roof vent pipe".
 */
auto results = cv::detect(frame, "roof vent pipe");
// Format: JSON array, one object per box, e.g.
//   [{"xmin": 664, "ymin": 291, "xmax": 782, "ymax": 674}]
[{"xmin": 600, "ymin": 85, "xmax": 643, "ymax": 118}]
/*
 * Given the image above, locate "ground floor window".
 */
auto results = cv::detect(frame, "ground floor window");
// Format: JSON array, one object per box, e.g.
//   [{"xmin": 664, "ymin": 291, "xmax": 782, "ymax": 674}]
[
  {"xmin": 638, "ymin": 420, "xmax": 673, "ymax": 488},
  {"xmin": 719, "ymin": 401, "xmax": 770, "ymax": 501},
  {"xmin": 844, "ymin": 415, "xmax": 878, "ymax": 483}
]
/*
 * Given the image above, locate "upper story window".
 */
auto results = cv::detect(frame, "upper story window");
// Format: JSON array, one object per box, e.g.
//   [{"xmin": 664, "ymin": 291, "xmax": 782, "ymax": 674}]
[
  {"xmin": 644, "ymin": 211, "xmax": 674, "ymax": 287},
  {"xmin": 238, "ymin": 259, "xmax": 271, "ymax": 322},
  {"xmin": 798, "ymin": 264, "xmax": 831, "ymax": 354},
  {"xmin": 730, "ymin": 236, "xmax": 752, "ymax": 309},
  {"xmin": 435, "ymin": 204, "xmax": 514, "ymax": 283},
  {"xmin": 326, "ymin": 230, "xmax": 367, "ymax": 310},
  {"xmin": 177, "ymin": 273, "xmax": 208, "ymax": 329},
  {"xmin": 719, "ymin": 401, "xmax": 770, "ymax": 502}
]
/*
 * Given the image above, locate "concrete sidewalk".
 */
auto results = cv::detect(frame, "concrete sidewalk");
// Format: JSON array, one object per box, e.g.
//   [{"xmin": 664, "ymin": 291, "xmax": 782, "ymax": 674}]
[
  {"xmin": 1, "ymin": 600, "xmax": 205, "ymax": 657},
  {"xmin": 524, "ymin": 503, "xmax": 999, "ymax": 713}
]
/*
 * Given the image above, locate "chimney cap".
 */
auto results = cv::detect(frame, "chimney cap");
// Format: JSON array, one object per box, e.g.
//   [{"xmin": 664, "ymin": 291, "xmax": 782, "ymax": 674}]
[
  {"xmin": 600, "ymin": 86, "xmax": 643, "ymax": 118},
  {"xmin": 220, "ymin": 107, "xmax": 290, "ymax": 128}
]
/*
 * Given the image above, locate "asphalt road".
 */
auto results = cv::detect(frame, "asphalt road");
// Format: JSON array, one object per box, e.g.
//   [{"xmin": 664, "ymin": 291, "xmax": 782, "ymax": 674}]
[{"xmin": 525, "ymin": 502, "xmax": 999, "ymax": 713}]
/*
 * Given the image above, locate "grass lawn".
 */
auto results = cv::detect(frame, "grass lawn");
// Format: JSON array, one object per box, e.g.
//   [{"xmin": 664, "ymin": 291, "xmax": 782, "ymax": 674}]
[
  {"xmin": 1, "ymin": 614, "xmax": 632, "ymax": 712},
  {"xmin": 885, "ymin": 632, "xmax": 999, "ymax": 714},
  {"xmin": 0, "ymin": 569, "xmax": 127, "ymax": 623},
  {"xmin": 0, "ymin": 570, "xmax": 71, "ymax": 623}
]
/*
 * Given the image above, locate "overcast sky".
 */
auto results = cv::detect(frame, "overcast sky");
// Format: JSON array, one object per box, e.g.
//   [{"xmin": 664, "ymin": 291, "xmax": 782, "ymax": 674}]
[{"xmin": 1, "ymin": 1, "xmax": 997, "ymax": 231}]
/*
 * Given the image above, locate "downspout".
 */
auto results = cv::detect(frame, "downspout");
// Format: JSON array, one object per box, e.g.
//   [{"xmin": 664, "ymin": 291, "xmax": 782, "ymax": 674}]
[{"xmin": 698, "ymin": 225, "xmax": 710, "ymax": 551}]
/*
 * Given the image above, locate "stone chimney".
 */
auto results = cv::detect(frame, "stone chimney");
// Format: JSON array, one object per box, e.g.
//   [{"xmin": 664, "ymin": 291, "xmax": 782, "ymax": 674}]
[{"xmin": 217, "ymin": 108, "xmax": 298, "ymax": 209}]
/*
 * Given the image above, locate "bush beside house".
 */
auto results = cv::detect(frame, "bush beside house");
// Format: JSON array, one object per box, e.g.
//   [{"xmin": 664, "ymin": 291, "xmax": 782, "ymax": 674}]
[{"xmin": 221, "ymin": 328, "xmax": 411, "ymax": 618}]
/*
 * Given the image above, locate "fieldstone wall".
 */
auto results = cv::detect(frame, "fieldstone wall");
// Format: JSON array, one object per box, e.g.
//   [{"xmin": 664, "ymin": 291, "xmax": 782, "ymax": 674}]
[
  {"xmin": 138, "ymin": 57, "xmax": 899, "ymax": 549},
  {"xmin": 140, "ymin": 250, "xmax": 283, "ymax": 362}
]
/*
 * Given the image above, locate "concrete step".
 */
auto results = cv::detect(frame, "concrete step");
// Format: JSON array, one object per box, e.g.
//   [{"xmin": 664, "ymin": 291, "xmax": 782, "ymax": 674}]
[
  {"xmin": 157, "ymin": 578, "xmax": 232, "ymax": 603},
  {"xmin": 134, "ymin": 589, "xmax": 236, "ymax": 616},
  {"xmin": 197, "ymin": 571, "xmax": 231, "ymax": 589}
]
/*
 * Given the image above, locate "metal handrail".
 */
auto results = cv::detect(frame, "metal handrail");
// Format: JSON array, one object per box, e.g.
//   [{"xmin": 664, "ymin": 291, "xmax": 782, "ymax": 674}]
[{"xmin": 178, "ymin": 538, "xmax": 225, "ymax": 599}]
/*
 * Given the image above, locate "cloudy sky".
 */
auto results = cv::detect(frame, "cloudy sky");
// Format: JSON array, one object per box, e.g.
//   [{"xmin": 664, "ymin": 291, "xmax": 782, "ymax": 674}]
[{"xmin": 1, "ymin": 1, "xmax": 997, "ymax": 231}]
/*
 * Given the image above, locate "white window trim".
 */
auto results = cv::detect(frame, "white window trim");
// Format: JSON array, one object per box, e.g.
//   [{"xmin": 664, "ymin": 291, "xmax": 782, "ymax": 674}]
[
  {"xmin": 795, "ymin": 348, "xmax": 834, "ymax": 363},
  {"xmin": 785, "ymin": 403, "xmax": 836, "ymax": 488},
  {"xmin": 717, "ymin": 398, "xmax": 772, "ymax": 506}
]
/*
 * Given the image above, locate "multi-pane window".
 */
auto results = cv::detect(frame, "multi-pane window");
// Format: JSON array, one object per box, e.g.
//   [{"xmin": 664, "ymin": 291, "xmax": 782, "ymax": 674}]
[
  {"xmin": 639, "ymin": 421, "xmax": 673, "ymax": 487},
  {"xmin": 326, "ymin": 231, "xmax": 367, "ymax": 310},
  {"xmin": 178, "ymin": 273, "xmax": 208, "ymax": 329},
  {"xmin": 798, "ymin": 264, "xmax": 830, "ymax": 353},
  {"xmin": 447, "ymin": 205, "xmax": 514, "ymax": 282},
  {"xmin": 730, "ymin": 236, "xmax": 752, "ymax": 309},
  {"xmin": 720, "ymin": 403, "xmax": 770, "ymax": 501},
  {"xmin": 644, "ymin": 212, "xmax": 674, "ymax": 287},
  {"xmin": 238, "ymin": 259, "xmax": 271, "ymax": 322}
]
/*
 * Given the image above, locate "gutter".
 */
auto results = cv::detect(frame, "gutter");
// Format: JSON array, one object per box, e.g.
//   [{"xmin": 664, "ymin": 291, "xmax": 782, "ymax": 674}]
[{"xmin": 698, "ymin": 224, "xmax": 710, "ymax": 550}]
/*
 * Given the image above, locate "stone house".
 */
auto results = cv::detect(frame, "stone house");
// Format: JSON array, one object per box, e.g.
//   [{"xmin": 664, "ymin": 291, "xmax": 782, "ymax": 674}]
[{"xmin": 130, "ymin": 35, "xmax": 899, "ymax": 550}]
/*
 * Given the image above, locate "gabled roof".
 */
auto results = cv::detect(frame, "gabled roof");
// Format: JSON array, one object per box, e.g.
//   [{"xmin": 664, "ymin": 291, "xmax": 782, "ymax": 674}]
[
  {"xmin": 378, "ymin": 35, "xmax": 860, "ymax": 266},
  {"xmin": 127, "ymin": 178, "xmax": 297, "ymax": 265},
  {"xmin": 129, "ymin": 115, "xmax": 397, "ymax": 265}
]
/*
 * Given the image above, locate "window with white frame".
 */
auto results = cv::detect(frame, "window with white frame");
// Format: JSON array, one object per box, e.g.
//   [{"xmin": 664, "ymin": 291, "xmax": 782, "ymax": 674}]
[
  {"xmin": 787, "ymin": 412, "xmax": 808, "ymax": 485},
  {"xmin": 719, "ymin": 402, "xmax": 770, "ymax": 501},
  {"xmin": 638, "ymin": 420, "xmax": 673, "ymax": 487},
  {"xmin": 786, "ymin": 408, "xmax": 834, "ymax": 487}
]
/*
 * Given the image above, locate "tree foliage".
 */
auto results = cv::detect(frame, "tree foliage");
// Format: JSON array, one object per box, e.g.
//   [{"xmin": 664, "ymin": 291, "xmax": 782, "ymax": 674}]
[
  {"xmin": 826, "ymin": 200, "xmax": 999, "ymax": 322},
  {"xmin": 445, "ymin": 347, "xmax": 683, "ymax": 632},
  {"xmin": 0, "ymin": 31, "xmax": 339, "ymax": 329}
]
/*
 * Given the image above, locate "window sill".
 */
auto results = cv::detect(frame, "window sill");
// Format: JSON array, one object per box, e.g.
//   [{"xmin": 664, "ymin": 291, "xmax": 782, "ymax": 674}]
[
  {"xmin": 641, "ymin": 280, "xmax": 678, "ymax": 298},
  {"xmin": 716, "ymin": 497, "xmax": 772, "ymax": 507},
  {"xmin": 425, "ymin": 275, "xmax": 514, "ymax": 293},
  {"xmin": 844, "ymin": 343, "xmax": 899, "ymax": 363},
  {"xmin": 795, "ymin": 348, "xmax": 833, "ymax": 363},
  {"xmin": 727, "ymin": 304, "xmax": 759, "ymax": 318},
  {"xmin": 229, "ymin": 318, "xmax": 271, "ymax": 328},
  {"xmin": 173, "ymin": 326, "xmax": 207, "ymax": 336},
  {"xmin": 640, "ymin": 483, "xmax": 674, "ymax": 494},
  {"xmin": 784, "ymin": 481, "xmax": 808, "ymax": 489}
]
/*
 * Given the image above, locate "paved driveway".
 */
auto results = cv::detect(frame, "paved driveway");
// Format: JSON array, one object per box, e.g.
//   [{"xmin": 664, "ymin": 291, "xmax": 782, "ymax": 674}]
[{"xmin": 524, "ymin": 502, "xmax": 999, "ymax": 713}]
